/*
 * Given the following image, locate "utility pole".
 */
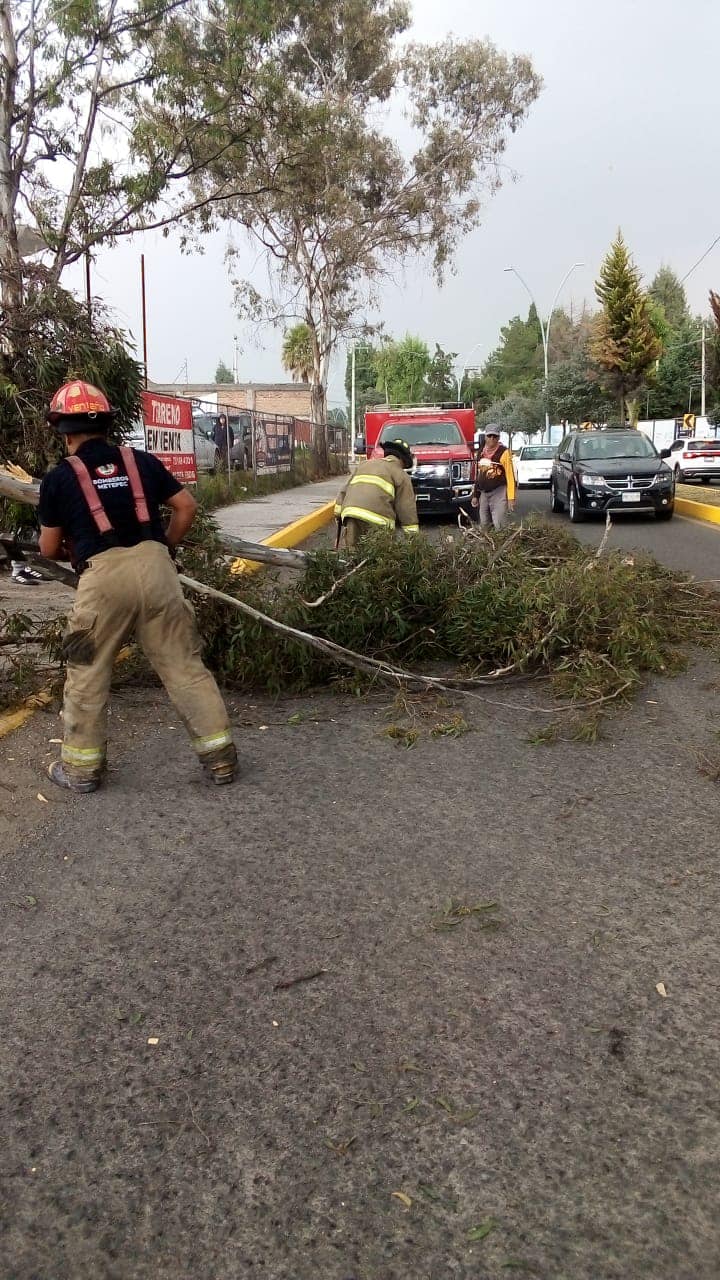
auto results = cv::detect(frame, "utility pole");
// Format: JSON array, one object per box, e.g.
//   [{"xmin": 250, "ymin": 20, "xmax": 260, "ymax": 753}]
[
  {"xmin": 701, "ymin": 322, "xmax": 706, "ymax": 418},
  {"xmin": 350, "ymin": 345, "xmax": 356, "ymax": 453},
  {"xmin": 140, "ymin": 254, "xmax": 148, "ymax": 387}
]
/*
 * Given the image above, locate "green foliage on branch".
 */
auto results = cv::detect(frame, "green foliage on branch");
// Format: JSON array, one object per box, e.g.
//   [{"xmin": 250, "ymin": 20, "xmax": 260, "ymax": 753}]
[
  {"xmin": 179, "ymin": 518, "xmax": 720, "ymax": 733},
  {"xmin": 0, "ymin": 274, "xmax": 143, "ymax": 472}
]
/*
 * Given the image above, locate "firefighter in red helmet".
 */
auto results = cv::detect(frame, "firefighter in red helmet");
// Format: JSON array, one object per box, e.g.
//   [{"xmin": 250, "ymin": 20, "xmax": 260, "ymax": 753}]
[{"xmin": 38, "ymin": 380, "xmax": 237, "ymax": 792}]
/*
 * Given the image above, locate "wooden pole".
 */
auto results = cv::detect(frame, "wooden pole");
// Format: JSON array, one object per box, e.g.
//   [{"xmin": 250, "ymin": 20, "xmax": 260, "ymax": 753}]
[{"xmin": 141, "ymin": 254, "xmax": 148, "ymax": 388}]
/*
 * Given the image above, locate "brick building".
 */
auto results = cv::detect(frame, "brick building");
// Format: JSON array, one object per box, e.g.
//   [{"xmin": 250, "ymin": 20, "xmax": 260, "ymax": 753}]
[{"xmin": 149, "ymin": 381, "xmax": 313, "ymax": 419}]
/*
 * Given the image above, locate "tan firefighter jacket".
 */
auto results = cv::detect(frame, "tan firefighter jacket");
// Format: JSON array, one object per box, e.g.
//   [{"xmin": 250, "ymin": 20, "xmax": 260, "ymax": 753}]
[{"xmin": 334, "ymin": 456, "xmax": 419, "ymax": 533}]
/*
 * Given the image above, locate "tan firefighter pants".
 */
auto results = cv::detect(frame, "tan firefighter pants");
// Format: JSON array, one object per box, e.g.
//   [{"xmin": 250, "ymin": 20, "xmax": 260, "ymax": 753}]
[{"xmin": 60, "ymin": 540, "xmax": 235, "ymax": 782}]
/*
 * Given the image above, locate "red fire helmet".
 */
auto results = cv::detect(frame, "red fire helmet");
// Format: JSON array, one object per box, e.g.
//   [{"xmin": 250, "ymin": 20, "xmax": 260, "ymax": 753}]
[{"xmin": 47, "ymin": 380, "xmax": 117, "ymax": 425}]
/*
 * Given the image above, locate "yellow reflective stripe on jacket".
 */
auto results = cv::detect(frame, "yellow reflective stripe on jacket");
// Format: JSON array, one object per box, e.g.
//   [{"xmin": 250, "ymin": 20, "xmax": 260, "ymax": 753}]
[
  {"xmin": 193, "ymin": 730, "xmax": 233, "ymax": 755},
  {"xmin": 403, "ymin": 524, "xmax": 419, "ymax": 533},
  {"xmin": 61, "ymin": 744, "xmax": 105, "ymax": 765},
  {"xmin": 349, "ymin": 473, "xmax": 396, "ymax": 499},
  {"xmin": 341, "ymin": 506, "xmax": 394, "ymax": 529}
]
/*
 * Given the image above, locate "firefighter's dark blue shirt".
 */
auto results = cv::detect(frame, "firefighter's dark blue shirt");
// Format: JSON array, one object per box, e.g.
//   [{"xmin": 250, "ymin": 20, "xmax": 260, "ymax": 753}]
[{"xmin": 38, "ymin": 438, "xmax": 183, "ymax": 565}]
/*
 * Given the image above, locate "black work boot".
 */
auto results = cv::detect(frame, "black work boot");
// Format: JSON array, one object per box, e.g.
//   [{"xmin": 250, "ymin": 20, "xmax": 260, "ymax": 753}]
[
  {"xmin": 48, "ymin": 760, "xmax": 100, "ymax": 794},
  {"xmin": 203, "ymin": 743, "xmax": 238, "ymax": 786}
]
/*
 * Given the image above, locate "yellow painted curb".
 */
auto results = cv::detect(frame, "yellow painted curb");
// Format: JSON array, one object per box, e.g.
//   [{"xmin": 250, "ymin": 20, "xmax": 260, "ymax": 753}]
[
  {"xmin": 230, "ymin": 499, "xmax": 336, "ymax": 575},
  {"xmin": 675, "ymin": 497, "xmax": 720, "ymax": 524},
  {"xmin": 0, "ymin": 643, "xmax": 134, "ymax": 742},
  {"xmin": 0, "ymin": 688, "xmax": 54, "ymax": 739}
]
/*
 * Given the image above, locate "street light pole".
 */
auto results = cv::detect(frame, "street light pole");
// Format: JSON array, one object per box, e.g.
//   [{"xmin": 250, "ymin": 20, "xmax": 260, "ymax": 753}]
[{"xmin": 504, "ymin": 262, "xmax": 584, "ymax": 443}]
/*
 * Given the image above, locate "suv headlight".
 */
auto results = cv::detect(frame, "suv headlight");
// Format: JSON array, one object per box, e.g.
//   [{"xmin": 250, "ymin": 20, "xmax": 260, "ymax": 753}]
[
  {"xmin": 579, "ymin": 472, "xmax": 606, "ymax": 487},
  {"xmin": 650, "ymin": 469, "xmax": 672, "ymax": 486},
  {"xmin": 413, "ymin": 464, "xmax": 449, "ymax": 478}
]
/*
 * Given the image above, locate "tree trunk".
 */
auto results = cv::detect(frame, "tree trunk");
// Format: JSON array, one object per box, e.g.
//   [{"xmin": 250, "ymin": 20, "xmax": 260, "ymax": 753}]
[
  {"xmin": 311, "ymin": 380, "xmax": 328, "ymax": 472},
  {"xmin": 0, "ymin": 0, "xmax": 23, "ymax": 322}
]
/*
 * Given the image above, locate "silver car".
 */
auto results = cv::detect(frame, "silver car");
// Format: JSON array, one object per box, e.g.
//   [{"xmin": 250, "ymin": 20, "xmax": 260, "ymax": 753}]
[{"xmin": 126, "ymin": 417, "xmax": 221, "ymax": 474}]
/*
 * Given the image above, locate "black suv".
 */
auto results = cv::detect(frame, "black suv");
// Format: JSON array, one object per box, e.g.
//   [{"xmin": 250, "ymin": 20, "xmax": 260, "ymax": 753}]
[{"xmin": 550, "ymin": 429, "xmax": 675, "ymax": 522}]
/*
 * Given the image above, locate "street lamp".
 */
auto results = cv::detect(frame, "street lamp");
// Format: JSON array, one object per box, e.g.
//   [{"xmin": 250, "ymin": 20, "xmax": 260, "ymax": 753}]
[
  {"xmin": 504, "ymin": 262, "xmax": 584, "ymax": 442},
  {"xmin": 455, "ymin": 341, "xmax": 484, "ymax": 401}
]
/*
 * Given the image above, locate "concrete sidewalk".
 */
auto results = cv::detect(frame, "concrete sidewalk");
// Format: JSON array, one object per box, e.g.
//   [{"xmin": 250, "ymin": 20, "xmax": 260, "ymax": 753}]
[{"xmin": 214, "ymin": 475, "xmax": 346, "ymax": 545}]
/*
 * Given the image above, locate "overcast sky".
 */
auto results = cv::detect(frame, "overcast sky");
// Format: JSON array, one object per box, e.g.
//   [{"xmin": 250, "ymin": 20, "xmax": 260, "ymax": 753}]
[{"xmin": 71, "ymin": 0, "xmax": 720, "ymax": 409}]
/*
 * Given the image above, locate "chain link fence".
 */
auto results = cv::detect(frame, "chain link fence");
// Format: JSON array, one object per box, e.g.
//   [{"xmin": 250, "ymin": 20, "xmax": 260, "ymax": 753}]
[{"xmin": 184, "ymin": 397, "xmax": 348, "ymax": 479}]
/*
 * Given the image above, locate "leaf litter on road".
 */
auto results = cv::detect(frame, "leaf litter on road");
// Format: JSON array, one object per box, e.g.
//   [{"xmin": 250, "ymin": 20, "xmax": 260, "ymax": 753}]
[
  {"xmin": 467, "ymin": 1218, "xmax": 498, "ymax": 1242},
  {"xmin": 431, "ymin": 897, "xmax": 502, "ymax": 932}
]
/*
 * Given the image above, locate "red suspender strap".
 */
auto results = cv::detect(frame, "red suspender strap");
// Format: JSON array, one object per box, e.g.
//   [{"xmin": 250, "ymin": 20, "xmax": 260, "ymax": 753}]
[
  {"xmin": 65, "ymin": 455, "xmax": 114, "ymax": 534},
  {"xmin": 119, "ymin": 447, "xmax": 151, "ymax": 525}
]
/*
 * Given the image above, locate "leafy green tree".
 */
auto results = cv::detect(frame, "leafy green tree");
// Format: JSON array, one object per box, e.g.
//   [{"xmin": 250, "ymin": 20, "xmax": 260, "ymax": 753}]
[
  {"xmin": 590, "ymin": 232, "xmax": 662, "ymax": 422},
  {"xmin": 482, "ymin": 306, "xmax": 543, "ymax": 397},
  {"xmin": 344, "ymin": 344, "xmax": 383, "ymax": 420},
  {"xmin": 215, "ymin": 360, "xmax": 234, "ymax": 384},
  {"xmin": 645, "ymin": 319, "xmax": 700, "ymax": 418},
  {"xmin": 1, "ymin": 0, "xmax": 260, "ymax": 318},
  {"xmin": 649, "ymin": 267, "xmax": 689, "ymax": 331},
  {"xmin": 546, "ymin": 357, "xmax": 613, "ymax": 425},
  {"xmin": 162, "ymin": 1, "xmax": 541, "ymax": 458},
  {"xmin": 461, "ymin": 371, "xmax": 500, "ymax": 416},
  {"xmin": 424, "ymin": 344, "xmax": 458, "ymax": 402},
  {"xmin": 282, "ymin": 324, "xmax": 313, "ymax": 383},
  {"xmin": 480, "ymin": 391, "xmax": 544, "ymax": 446},
  {"xmin": 0, "ymin": 273, "xmax": 142, "ymax": 470},
  {"xmin": 374, "ymin": 336, "xmax": 430, "ymax": 404}
]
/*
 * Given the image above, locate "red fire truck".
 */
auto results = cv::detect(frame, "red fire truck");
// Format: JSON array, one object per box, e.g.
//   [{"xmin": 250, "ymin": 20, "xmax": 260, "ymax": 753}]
[{"xmin": 363, "ymin": 404, "xmax": 477, "ymax": 515}]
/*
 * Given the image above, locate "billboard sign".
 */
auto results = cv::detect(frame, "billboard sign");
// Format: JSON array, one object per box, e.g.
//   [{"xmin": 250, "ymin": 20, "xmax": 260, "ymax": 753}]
[
  {"xmin": 141, "ymin": 391, "xmax": 197, "ymax": 483},
  {"xmin": 255, "ymin": 419, "xmax": 293, "ymax": 474}
]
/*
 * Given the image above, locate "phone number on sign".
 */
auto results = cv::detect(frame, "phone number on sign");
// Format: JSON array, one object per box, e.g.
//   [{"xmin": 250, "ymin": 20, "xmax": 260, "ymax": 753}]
[{"xmin": 155, "ymin": 452, "xmax": 197, "ymax": 483}]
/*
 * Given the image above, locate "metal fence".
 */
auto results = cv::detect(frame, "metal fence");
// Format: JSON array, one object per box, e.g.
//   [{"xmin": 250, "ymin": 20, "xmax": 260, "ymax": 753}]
[{"xmin": 180, "ymin": 395, "xmax": 347, "ymax": 478}]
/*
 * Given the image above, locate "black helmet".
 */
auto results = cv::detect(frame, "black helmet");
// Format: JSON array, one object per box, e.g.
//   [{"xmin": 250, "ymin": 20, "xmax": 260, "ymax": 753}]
[{"xmin": 382, "ymin": 437, "xmax": 413, "ymax": 469}]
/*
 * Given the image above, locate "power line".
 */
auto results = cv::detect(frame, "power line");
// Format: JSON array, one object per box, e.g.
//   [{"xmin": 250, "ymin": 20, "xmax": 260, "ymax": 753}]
[{"xmin": 681, "ymin": 233, "xmax": 720, "ymax": 284}]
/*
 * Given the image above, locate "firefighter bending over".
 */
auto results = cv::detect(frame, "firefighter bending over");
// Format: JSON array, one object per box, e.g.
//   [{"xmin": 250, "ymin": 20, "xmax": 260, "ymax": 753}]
[
  {"xmin": 38, "ymin": 380, "xmax": 237, "ymax": 794},
  {"xmin": 334, "ymin": 438, "xmax": 420, "ymax": 548}
]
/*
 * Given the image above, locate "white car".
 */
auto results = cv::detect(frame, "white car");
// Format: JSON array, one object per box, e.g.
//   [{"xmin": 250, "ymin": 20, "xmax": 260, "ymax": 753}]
[
  {"xmin": 665, "ymin": 437, "xmax": 720, "ymax": 484},
  {"xmin": 514, "ymin": 444, "xmax": 556, "ymax": 487}
]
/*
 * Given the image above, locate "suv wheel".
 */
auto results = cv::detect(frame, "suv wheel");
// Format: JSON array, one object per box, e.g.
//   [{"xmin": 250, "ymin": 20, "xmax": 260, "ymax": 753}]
[
  {"xmin": 674, "ymin": 464, "xmax": 686, "ymax": 483},
  {"xmin": 568, "ymin": 483, "xmax": 585, "ymax": 523},
  {"xmin": 550, "ymin": 477, "xmax": 563, "ymax": 513}
]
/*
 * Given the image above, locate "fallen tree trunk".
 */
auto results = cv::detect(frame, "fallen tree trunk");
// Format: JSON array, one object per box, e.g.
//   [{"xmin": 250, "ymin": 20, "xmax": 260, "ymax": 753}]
[
  {"xmin": 0, "ymin": 470, "xmax": 311, "ymax": 570},
  {"xmin": 0, "ymin": 471, "xmax": 41, "ymax": 506}
]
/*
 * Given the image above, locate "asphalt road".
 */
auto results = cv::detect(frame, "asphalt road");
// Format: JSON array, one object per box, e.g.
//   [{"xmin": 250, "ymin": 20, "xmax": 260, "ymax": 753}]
[
  {"xmin": 2, "ymin": 495, "xmax": 720, "ymax": 1279},
  {"xmin": 512, "ymin": 485, "xmax": 720, "ymax": 580}
]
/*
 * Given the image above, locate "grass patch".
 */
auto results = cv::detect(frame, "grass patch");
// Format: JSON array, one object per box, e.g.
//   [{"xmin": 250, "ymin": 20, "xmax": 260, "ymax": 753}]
[{"xmin": 195, "ymin": 449, "xmax": 347, "ymax": 512}]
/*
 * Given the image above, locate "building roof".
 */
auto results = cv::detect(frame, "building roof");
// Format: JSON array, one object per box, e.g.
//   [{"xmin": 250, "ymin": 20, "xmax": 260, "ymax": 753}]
[{"xmin": 149, "ymin": 381, "xmax": 311, "ymax": 393}]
